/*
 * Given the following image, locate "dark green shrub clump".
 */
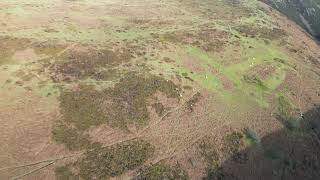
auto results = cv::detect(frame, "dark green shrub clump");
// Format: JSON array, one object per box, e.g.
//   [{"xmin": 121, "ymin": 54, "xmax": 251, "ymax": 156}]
[
  {"xmin": 224, "ymin": 132, "xmax": 244, "ymax": 153},
  {"xmin": 58, "ymin": 73, "xmax": 181, "ymax": 131},
  {"xmin": 52, "ymin": 49, "xmax": 131, "ymax": 81},
  {"xmin": 186, "ymin": 92, "xmax": 202, "ymax": 112},
  {"xmin": 55, "ymin": 165, "xmax": 79, "ymax": 180},
  {"xmin": 243, "ymin": 74, "xmax": 267, "ymax": 91},
  {"xmin": 137, "ymin": 163, "xmax": 189, "ymax": 180},
  {"xmin": 79, "ymin": 140, "xmax": 154, "ymax": 179},
  {"xmin": 52, "ymin": 122, "xmax": 91, "ymax": 151},
  {"xmin": 152, "ymin": 103, "xmax": 165, "ymax": 116},
  {"xmin": 53, "ymin": 72, "xmax": 181, "ymax": 151},
  {"xmin": 59, "ymin": 85, "xmax": 106, "ymax": 131}
]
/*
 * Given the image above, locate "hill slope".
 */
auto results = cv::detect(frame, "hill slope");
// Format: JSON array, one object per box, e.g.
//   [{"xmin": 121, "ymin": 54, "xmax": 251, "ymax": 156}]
[
  {"xmin": 262, "ymin": 0, "xmax": 320, "ymax": 40},
  {"xmin": 0, "ymin": 0, "xmax": 319, "ymax": 179}
]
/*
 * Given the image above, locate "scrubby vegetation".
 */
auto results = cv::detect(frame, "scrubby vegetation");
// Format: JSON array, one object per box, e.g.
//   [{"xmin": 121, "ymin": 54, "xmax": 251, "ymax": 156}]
[
  {"xmin": 52, "ymin": 122, "xmax": 91, "ymax": 151},
  {"xmin": 79, "ymin": 140, "xmax": 154, "ymax": 179},
  {"xmin": 237, "ymin": 25, "xmax": 287, "ymax": 40},
  {"xmin": 151, "ymin": 103, "xmax": 165, "ymax": 116},
  {"xmin": 224, "ymin": 132, "xmax": 244, "ymax": 154},
  {"xmin": 58, "ymin": 85, "xmax": 107, "ymax": 131},
  {"xmin": 51, "ymin": 49, "xmax": 131, "ymax": 81},
  {"xmin": 52, "ymin": 72, "xmax": 181, "ymax": 150},
  {"xmin": 155, "ymin": 28, "xmax": 230, "ymax": 52},
  {"xmin": 199, "ymin": 138, "xmax": 219, "ymax": 167},
  {"xmin": 55, "ymin": 165, "xmax": 78, "ymax": 180},
  {"xmin": 186, "ymin": 92, "xmax": 202, "ymax": 112},
  {"xmin": 136, "ymin": 163, "xmax": 189, "ymax": 180},
  {"xmin": 203, "ymin": 167, "xmax": 238, "ymax": 180},
  {"xmin": 199, "ymin": 137, "xmax": 239, "ymax": 180},
  {"xmin": 224, "ymin": 131, "xmax": 248, "ymax": 164},
  {"xmin": 54, "ymin": 140, "xmax": 154, "ymax": 180},
  {"xmin": 1, "ymin": 0, "xmax": 319, "ymax": 179},
  {"xmin": 58, "ymin": 73, "xmax": 181, "ymax": 131}
]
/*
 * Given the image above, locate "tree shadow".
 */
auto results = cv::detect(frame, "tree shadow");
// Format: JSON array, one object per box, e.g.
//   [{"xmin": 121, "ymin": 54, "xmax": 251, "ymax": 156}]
[{"xmin": 207, "ymin": 105, "xmax": 320, "ymax": 180}]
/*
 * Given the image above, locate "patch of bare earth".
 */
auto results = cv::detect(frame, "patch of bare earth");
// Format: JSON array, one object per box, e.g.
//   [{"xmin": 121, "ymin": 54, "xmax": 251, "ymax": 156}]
[
  {"xmin": 12, "ymin": 49, "xmax": 42, "ymax": 62},
  {"xmin": 0, "ymin": 89, "xmax": 67, "ymax": 180}
]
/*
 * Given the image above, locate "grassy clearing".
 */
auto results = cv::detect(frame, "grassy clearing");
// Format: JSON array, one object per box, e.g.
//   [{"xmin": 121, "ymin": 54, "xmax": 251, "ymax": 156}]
[
  {"xmin": 151, "ymin": 41, "xmax": 284, "ymax": 107},
  {"xmin": 137, "ymin": 163, "xmax": 189, "ymax": 180},
  {"xmin": 163, "ymin": 40, "xmax": 290, "ymax": 107}
]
